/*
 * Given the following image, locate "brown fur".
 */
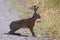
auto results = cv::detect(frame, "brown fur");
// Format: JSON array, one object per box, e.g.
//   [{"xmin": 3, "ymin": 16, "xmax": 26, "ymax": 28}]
[{"xmin": 9, "ymin": 5, "xmax": 41, "ymax": 37}]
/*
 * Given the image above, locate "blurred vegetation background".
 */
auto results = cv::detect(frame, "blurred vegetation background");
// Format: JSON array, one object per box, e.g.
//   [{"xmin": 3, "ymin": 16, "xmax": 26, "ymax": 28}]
[{"xmin": 12, "ymin": 0, "xmax": 60, "ymax": 40}]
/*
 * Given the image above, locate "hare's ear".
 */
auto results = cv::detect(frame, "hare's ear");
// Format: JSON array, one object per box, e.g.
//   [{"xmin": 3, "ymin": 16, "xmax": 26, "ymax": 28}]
[
  {"xmin": 37, "ymin": 6, "xmax": 39, "ymax": 10},
  {"xmin": 34, "ymin": 5, "xmax": 37, "ymax": 10},
  {"xmin": 34, "ymin": 5, "xmax": 39, "ymax": 12}
]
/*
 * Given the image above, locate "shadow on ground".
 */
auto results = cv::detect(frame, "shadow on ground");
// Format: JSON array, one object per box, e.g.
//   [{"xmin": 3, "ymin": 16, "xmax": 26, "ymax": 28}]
[{"xmin": 4, "ymin": 33, "xmax": 29, "ymax": 37}]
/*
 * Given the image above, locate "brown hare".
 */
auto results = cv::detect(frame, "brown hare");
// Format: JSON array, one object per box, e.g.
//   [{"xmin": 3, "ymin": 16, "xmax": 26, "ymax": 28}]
[{"xmin": 9, "ymin": 5, "xmax": 41, "ymax": 37}]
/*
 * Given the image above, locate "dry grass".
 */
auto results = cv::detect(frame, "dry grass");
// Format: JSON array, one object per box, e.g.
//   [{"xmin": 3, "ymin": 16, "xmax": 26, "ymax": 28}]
[{"xmin": 37, "ymin": 0, "xmax": 60, "ymax": 40}]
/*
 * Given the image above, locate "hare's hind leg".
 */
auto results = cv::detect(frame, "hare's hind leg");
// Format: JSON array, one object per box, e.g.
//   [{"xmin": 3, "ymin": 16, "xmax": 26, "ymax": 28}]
[
  {"xmin": 9, "ymin": 29, "xmax": 16, "ymax": 34},
  {"xmin": 9, "ymin": 26, "xmax": 21, "ymax": 34}
]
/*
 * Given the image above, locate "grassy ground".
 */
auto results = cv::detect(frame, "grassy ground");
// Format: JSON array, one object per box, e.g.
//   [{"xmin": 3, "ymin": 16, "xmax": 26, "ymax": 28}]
[
  {"xmin": 12, "ymin": 0, "xmax": 60, "ymax": 40},
  {"xmin": 38, "ymin": 0, "xmax": 60, "ymax": 40}
]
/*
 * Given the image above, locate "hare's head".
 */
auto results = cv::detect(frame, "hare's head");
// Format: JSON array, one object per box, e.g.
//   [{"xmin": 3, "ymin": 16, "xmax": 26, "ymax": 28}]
[
  {"xmin": 33, "ymin": 5, "xmax": 41, "ymax": 19},
  {"xmin": 33, "ymin": 13, "xmax": 41, "ymax": 19}
]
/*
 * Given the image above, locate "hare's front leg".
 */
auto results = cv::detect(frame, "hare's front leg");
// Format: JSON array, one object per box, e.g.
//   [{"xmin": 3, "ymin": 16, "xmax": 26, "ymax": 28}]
[{"xmin": 29, "ymin": 28, "xmax": 36, "ymax": 37}]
